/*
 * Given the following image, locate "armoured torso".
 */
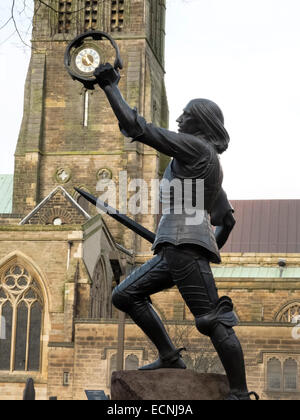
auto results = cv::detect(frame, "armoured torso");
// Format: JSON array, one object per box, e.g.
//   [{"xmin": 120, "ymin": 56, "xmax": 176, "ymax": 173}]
[
  {"xmin": 152, "ymin": 143, "xmax": 223, "ymax": 263},
  {"xmin": 121, "ymin": 113, "xmax": 224, "ymax": 263}
]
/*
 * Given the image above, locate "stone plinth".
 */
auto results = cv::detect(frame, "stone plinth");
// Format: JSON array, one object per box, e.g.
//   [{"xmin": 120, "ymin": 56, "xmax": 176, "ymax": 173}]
[{"xmin": 111, "ymin": 369, "xmax": 229, "ymax": 400}]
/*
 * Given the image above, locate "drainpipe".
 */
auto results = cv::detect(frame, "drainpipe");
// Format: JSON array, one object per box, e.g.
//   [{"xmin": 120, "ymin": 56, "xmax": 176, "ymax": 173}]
[{"xmin": 67, "ymin": 241, "xmax": 73, "ymax": 270}]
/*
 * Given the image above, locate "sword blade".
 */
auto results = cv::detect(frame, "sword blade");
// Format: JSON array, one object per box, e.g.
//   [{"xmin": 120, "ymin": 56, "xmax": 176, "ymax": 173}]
[{"xmin": 74, "ymin": 188, "xmax": 156, "ymax": 244}]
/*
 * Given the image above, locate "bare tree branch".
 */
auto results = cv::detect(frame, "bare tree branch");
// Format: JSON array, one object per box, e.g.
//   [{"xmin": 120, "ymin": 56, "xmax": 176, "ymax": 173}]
[
  {"xmin": 10, "ymin": 0, "xmax": 32, "ymax": 48},
  {"xmin": 0, "ymin": 0, "xmax": 88, "ymax": 48}
]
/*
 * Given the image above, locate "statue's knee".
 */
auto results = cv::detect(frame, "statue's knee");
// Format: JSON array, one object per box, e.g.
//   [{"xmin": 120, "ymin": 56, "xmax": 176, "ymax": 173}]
[
  {"xmin": 195, "ymin": 313, "xmax": 217, "ymax": 336},
  {"xmin": 112, "ymin": 287, "xmax": 131, "ymax": 312},
  {"xmin": 195, "ymin": 296, "xmax": 238, "ymax": 337}
]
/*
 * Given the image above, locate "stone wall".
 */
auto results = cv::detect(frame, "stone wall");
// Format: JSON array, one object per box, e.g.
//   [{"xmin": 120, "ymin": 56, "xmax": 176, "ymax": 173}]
[{"xmin": 44, "ymin": 321, "xmax": 300, "ymax": 401}]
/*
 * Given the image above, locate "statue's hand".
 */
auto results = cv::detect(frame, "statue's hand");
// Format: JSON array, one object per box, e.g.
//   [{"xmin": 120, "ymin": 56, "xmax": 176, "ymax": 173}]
[{"xmin": 94, "ymin": 63, "xmax": 120, "ymax": 89}]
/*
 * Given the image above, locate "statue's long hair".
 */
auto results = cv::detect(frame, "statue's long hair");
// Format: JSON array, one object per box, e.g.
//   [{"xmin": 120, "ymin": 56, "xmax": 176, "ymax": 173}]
[{"xmin": 188, "ymin": 99, "xmax": 230, "ymax": 154}]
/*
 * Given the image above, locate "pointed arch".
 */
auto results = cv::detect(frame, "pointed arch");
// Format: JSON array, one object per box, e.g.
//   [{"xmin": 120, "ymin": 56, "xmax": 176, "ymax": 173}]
[
  {"xmin": 90, "ymin": 256, "xmax": 112, "ymax": 319},
  {"xmin": 125, "ymin": 354, "xmax": 139, "ymax": 370},
  {"xmin": 0, "ymin": 251, "xmax": 50, "ymax": 373}
]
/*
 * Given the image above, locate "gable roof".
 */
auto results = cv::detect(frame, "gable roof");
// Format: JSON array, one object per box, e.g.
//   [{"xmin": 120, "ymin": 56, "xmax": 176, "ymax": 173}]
[
  {"xmin": 223, "ymin": 199, "xmax": 300, "ymax": 253},
  {"xmin": 0, "ymin": 175, "xmax": 13, "ymax": 214},
  {"xmin": 19, "ymin": 186, "xmax": 91, "ymax": 225}
]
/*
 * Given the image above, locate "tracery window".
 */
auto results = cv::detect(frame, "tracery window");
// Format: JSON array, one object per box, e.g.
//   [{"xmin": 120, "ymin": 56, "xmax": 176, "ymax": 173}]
[
  {"xmin": 276, "ymin": 302, "xmax": 300, "ymax": 323},
  {"xmin": 0, "ymin": 265, "xmax": 43, "ymax": 372}
]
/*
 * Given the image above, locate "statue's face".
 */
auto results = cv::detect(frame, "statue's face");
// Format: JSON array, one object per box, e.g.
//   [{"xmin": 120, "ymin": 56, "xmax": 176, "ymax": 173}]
[{"xmin": 176, "ymin": 103, "xmax": 202, "ymax": 135}]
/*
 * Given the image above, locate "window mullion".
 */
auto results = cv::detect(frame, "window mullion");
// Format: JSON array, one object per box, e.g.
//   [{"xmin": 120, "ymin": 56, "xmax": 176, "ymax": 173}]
[
  {"xmin": 281, "ymin": 359, "xmax": 284, "ymax": 392},
  {"xmin": 10, "ymin": 304, "xmax": 17, "ymax": 372},
  {"xmin": 25, "ymin": 302, "xmax": 31, "ymax": 371}
]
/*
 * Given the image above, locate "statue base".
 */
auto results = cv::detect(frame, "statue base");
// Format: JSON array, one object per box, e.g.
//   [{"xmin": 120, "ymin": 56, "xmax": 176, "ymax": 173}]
[{"xmin": 111, "ymin": 369, "xmax": 229, "ymax": 400}]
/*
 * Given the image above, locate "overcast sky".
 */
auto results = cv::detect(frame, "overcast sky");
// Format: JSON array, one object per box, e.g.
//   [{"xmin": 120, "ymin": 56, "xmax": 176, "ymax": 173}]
[{"xmin": 0, "ymin": 0, "xmax": 300, "ymax": 199}]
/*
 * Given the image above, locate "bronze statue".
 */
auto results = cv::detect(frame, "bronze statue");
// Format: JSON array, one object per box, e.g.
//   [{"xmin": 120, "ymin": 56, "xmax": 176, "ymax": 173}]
[{"xmin": 91, "ymin": 63, "xmax": 258, "ymax": 401}]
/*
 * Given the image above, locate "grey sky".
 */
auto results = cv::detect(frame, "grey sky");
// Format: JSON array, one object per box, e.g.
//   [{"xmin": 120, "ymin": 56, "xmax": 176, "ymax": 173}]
[{"xmin": 0, "ymin": 0, "xmax": 300, "ymax": 199}]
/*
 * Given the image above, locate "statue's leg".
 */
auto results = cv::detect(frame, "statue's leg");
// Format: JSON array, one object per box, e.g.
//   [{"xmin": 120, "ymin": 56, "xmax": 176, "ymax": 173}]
[
  {"xmin": 164, "ymin": 245, "xmax": 257, "ymax": 400},
  {"xmin": 112, "ymin": 253, "xmax": 186, "ymax": 369},
  {"xmin": 208, "ymin": 324, "xmax": 249, "ymax": 399}
]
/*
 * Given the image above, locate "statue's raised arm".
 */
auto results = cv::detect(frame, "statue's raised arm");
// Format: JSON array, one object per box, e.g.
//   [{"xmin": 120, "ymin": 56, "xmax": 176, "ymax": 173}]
[
  {"xmin": 94, "ymin": 63, "xmax": 143, "ymax": 138},
  {"xmin": 94, "ymin": 63, "xmax": 219, "ymax": 164}
]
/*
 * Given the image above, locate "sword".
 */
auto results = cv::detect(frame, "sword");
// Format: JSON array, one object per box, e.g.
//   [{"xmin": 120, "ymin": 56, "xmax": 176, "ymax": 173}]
[{"xmin": 74, "ymin": 188, "xmax": 156, "ymax": 244}]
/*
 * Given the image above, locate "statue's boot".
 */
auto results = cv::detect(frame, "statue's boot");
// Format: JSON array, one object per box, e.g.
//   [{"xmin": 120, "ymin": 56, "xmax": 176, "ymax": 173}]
[
  {"xmin": 225, "ymin": 391, "xmax": 260, "ymax": 401},
  {"xmin": 127, "ymin": 301, "xmax": 186, "ymax": 370},
  {"xmin": 210, "ymin": 324, "xmax": 259, "ymax": 400},
  {"xmin": 139, "ymin": 347, "xmax": 186, "ymax": 370}
]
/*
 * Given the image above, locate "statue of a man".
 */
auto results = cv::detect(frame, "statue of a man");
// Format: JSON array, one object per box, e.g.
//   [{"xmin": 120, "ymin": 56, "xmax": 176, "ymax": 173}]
[{"xmin": 94, "ymin": 64, "xmax": 258, "ymax": 400}]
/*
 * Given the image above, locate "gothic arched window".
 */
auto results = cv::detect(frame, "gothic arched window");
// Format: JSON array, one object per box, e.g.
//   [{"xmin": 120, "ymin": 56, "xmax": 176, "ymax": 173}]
[
  {"xmin": 125, "ymin": 354, "xmax": 139, "ymax": 370},
  {"xmin": 90, "ymin": 258, "xmax": 112, "ymax": 319},
  {"xmin": 0, "ymin": 264, "xmax": 43, "ymax": 372},
  {"xmin": 283, "ymin": 358, "xmax": 298, "ymax": 391},
  {"xmin": 267, "ymin": 358, "xmax": 282, "ymax": 391}
]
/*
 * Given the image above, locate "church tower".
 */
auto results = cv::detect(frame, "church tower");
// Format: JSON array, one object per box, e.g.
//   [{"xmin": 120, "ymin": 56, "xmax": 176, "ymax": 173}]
[{"xmin": 13, "ymin": 0, "xmax": 169, "ymax": 253}]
